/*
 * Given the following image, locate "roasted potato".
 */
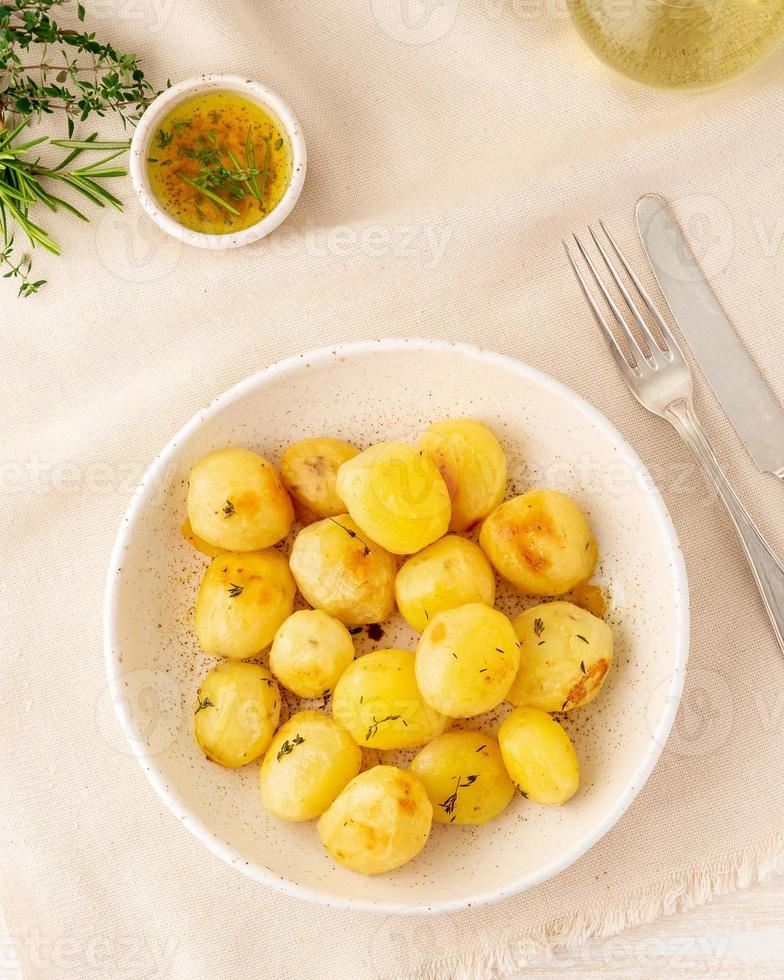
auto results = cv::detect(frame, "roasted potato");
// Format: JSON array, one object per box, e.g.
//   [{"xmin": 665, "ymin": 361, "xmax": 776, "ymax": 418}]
[
  {"xmin": 187, "ymin": 447, "xmax": 294, "ymax": 551},
  {"xmin": 181, "ymin": 517, "xmax": 225, "ymax": 558},
  {"xmin": 259, "ymin": 710, "xmax": 362, "ymax": 821},
  {"xmin": 498, "ymin": 707, "xmax": 580, "ymax": 806},
  {"xmin": 419, "ymin": 418, "xmax": 507, "ymax": 532},
  {"xmin": 288, "ymin": 515, "xmax": 396, "ymax": 626},
  {"xmin": 317, "ymin": 765, "xmax": 432, "ymax": 874},
  {"xmin": 479, "ymin": 490, "xmax": 597, "ymax": 595},
  {"xmin": 415, "ymin": 603, "xmax": 520, "ymax": 717},
  {"xmin": 193, "ymin": 661, "xmax": 280, "ymax": 768},
  {"xmin": 509, "ymin": 601, "xmax": 613, "ymax": 711},
  {"xmin": 332, "ymin": 649, "xmax": 447, "ymax": 749},
  {"xmin": 336, "ymin": 441, "xmax": 451, "ymax": 555},
  {"xmin": 409, "ymin": 730, "xmax": 515, "ymax": 825},
  {"xmin": 269, "ymin": 609, "xmax": 355, "ymax": 699},
  {"xmin": 395, "ymin": 535, "xmax": 496, "ymax": 633},
  {"xmin": 194, "ymin": 550, "xmax": 295, "ymax": 659},
  {"xmin": 280, "ymin": 437, "xmax": 359, "ymax": 524}
]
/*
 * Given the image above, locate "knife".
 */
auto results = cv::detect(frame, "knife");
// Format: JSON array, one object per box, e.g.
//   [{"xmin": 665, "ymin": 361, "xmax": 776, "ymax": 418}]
[{"xmin": 636, "ymin": 193, "xmax": 784, "ymax": 479}]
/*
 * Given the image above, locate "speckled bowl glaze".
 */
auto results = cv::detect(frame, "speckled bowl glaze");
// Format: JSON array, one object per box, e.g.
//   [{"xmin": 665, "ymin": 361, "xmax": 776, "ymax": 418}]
[
  {"xmin": 129, "ymin": 74, "xmax": 306, "ymax": 249},
  {"xmin": 104, "ymin": 339, "xmax": 689, "ymax": 914}
]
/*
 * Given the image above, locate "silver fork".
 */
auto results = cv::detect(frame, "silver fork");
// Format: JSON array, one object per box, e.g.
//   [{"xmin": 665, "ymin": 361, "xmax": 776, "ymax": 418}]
[{"xmin": 566, "ymin": 222, "xmax": 784, "ymax": 656}]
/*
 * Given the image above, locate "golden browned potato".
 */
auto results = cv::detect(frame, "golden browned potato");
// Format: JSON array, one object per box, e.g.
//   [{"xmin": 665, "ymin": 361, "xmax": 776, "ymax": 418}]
[
  {"xmin": 181, "ymin": 517, "xmax": 225, "ymax": 558},
  {"xmin": 317, "ymin": 766, "xmax": 432, "ymax": 874},
  {"xmin": 280, "ymin": 437, "xmax": 359, "ymax": 524},
  {"xmin": 508, "ymin": 602, "xmax": 613, "ymax": 711},
  {"xmin": 409, "ymin": 731, "xmax": 515, "ymax": 825},
  {"xmin": 288, "ymin": 515, "xmax": 396, "ymax": 626},
  {"xmin": 479, "ymin": 490, "xmax": 597, "ymax": 595},
  {"xmin": 194, "ymin": 661, "xmax": 280, "ymax": 768},
  {"xmin": 395, "ymin": 535, "xmax": 496, "ymax": 633},
  {"xmin": 194, "ymin": 550, "xmax": 295, "ymax": 659},
  {"xmin": 498, "ymin": 707, "xmax": 579, "ymax": 805},
  {"xmin": 419, "ymin": 419, "xmax": 507, "ymax": 532},
  {"xmin": 415, "ymin": 603, "xmax": 520, "ymax": 717},
  {"xmin": 187, "ymin": 447, "xmax": 294, "ymax": 552},
  {"xmin": 332, "ymin": 649, "xmax": 447, "ymax": 749},
  {"xmin": 336, "ymin": 441, "xmax": 451, "ymax": 555},
  {"xmin": 259, "ymin": 711, "xmax": 362, "ymax": 821},
  {"xmin": 269, "ymin": 609, "xmax": 355, "ymax": 698}
]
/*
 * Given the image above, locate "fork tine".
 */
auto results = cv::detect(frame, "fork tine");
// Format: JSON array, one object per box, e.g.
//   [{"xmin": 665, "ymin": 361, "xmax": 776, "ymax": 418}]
[
  {"xmin": 599, "ymin": 220, "xmax": 687, "ymax": 362},
  {"xmin": 563, "ymin": 241, "xmax": 640, "ymax": 384},
  {"xmin": 589, "ymin": 225, "xmax": 663, "ymax": 357},
  {"xmin": 570, "ymin": 233, "xmax": 651, "ymax": 369}
]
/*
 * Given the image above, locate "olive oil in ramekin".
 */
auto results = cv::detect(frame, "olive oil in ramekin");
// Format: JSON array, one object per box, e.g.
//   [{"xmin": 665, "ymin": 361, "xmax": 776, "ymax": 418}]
[
  {"xmin": 146, "ymin": 90, "xmax": 291, "ymax": 234},
  {"xmin": 567, "ymin": 0, "xmax": 784, "ymax": 89}
]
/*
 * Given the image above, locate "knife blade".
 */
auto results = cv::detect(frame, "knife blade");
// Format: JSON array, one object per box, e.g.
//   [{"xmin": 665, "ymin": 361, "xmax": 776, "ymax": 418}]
[{"xmin": 636, "ymin": 193, "xmax": 784, "ymax": 478}]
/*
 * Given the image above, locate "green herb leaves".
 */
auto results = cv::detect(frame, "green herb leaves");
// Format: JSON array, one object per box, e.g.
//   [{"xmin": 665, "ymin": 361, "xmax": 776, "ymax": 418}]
[
  {"xmin": 0, "ymin": 0, "xmax": 156, "ymax": 129},
  {"xmin": 365, "ymin": 714, "xmax": 406, "ymax": 741},
  {"xmin": 276, "ymin": 733, "xmax": 305, "ymax": 761},
  {"xmin": 439, "ymin": 774, "xmax": 479, "ymax": 822},
  {"xmin": 194, "ymin": 696, "xmax": 214, "ymax": 714},
  {"xmin": 0, "ymin": 1, "xmax": 158, "ymax": 294},
  {"xmin": 0, "ymin": 120, "xmax": 128, "ymax": 294},
  {"xmin": 151, "ymin": 111, "xmax": 272, "ymax": 221}
]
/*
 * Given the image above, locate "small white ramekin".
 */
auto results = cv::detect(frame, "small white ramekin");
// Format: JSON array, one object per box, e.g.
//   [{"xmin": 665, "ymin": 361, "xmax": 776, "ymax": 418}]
[{"xmin": 129, "ymin": 74, "xmax": 306, "ymax": 249}]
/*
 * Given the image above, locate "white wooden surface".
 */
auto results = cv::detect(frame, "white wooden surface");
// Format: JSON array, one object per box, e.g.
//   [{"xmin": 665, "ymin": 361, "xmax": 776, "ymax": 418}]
[{"xmin": 1, "ymin": 876, "xmax": 783, "ymax": 978}]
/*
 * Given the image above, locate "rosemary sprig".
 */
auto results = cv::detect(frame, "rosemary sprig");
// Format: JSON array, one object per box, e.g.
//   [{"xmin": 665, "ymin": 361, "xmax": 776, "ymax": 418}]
[
  {"xmin": 169, "ymin": 126, "xmax": 271, "ymax": 219},
  {"xmin": 255, "ymin": 136, "xmax": 270, "ymax": 209},
  {"xmin": 0, "ymin": 118, "xmax": 128, "ymax": 291},
  {"xmin": 176, "ymin": 172, "xmax": 240, "ymax": 217}
]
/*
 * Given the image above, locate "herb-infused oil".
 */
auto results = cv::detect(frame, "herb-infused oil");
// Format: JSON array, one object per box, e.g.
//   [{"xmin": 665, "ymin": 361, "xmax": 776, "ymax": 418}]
[
  {"xmin": 567, "ymin": 0, "xmax": 784, "ymax": 89},
  {"xmin": 146, "ymin": 90, "xmax": 291, "ymax": 234}
]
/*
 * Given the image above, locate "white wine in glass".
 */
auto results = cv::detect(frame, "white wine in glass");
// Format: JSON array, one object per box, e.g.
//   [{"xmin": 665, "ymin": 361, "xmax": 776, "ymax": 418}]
[{"xmin": 567, "ymin": 0, "xmax": 784, "ymax": 88}]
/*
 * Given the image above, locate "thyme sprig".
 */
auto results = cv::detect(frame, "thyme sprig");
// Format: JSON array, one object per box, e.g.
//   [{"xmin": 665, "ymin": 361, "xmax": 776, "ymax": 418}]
[
  {"xmin": 276, "ymin": 733, "xmax": 305, "ymax": 761},
  {"xmin": 439, "ymin": 774, "xmax": 478, "ymax": 822},
  {"xmin": 0, "ymin": 0, "xmax": 159, "ymax": 294},
  {"xmin": 329, "ymin": 517, "xmax": 371, "ymax": 557},
  {"xmin": 0, "ymin": 0, "xmax": 157, "ymax": 130},
  {"xmin": 365, "ymin": 714, "xmax": 406, "ymax": 741}
]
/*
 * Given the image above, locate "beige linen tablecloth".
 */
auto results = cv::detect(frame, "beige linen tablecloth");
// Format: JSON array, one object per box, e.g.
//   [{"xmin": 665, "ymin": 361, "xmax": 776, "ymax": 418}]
[{"xmin": 2, "ymin": 1, "xmax": 784, "ymax": 977}]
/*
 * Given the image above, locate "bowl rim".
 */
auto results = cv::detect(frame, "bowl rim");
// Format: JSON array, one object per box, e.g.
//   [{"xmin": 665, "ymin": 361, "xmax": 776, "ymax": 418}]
[
  {"xmin": 129, "ymin": 73, "xmax": 307, "ymax": 250},
  {"xmin": 103, "ymin": 337, "xmax": 690, "ymax": 915}
]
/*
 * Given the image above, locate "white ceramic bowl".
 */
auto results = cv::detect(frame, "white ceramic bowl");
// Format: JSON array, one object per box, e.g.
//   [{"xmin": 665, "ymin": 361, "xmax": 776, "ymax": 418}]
[
  {"xmin": 104, "ymin": 339, "xmax": 688, "ymax": 914},
  {"xmin": 129, "ymin": 74, "xmax": 306, "ymax": 249}
]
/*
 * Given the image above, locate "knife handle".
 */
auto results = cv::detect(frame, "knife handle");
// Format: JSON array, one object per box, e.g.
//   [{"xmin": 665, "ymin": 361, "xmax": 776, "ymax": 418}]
[{"xmin": 666, "ymin": 399, "xmax": 784, "ymax": 657}]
